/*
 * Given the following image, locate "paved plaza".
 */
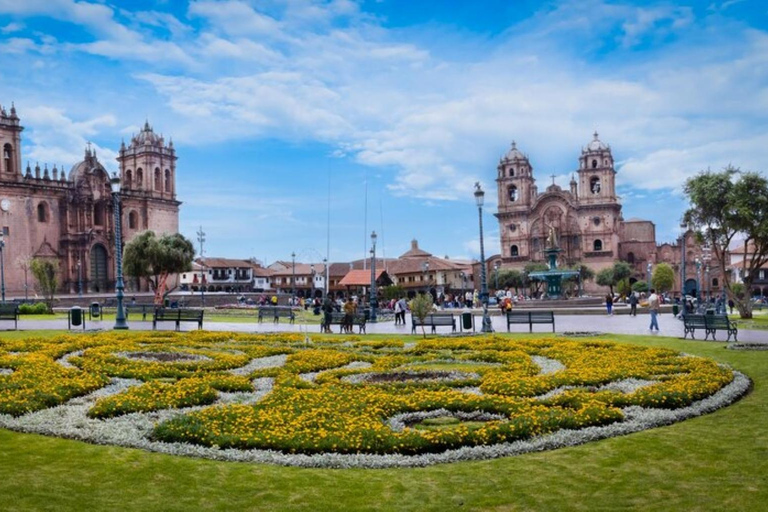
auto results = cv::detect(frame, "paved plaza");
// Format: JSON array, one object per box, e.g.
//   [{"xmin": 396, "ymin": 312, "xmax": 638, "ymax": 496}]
[{"xmin": 10, "ymin": 312, "xmax": 766, "ymax": 344}]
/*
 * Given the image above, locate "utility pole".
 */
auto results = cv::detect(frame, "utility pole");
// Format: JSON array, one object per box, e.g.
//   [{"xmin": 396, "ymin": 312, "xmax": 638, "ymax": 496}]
[{"xmin": 197, "ymin": 226, "xmax": 206, "ymax": 307}]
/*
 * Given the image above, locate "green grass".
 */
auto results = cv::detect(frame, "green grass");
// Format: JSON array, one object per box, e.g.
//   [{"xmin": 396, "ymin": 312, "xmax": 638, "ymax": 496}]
[
  {"xmin": 1, "ymin": 330, "xmax": 767, "ymax": 511},
  {"xmin": 730, "ymin": 309, "xmax": 768, "ymax": 330}
]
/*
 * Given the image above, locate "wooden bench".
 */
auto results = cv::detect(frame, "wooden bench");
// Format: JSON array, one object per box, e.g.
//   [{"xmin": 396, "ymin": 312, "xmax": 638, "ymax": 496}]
[
  {"xmin": 125, "ymin": 304, "xmax": 155, "ymax": 321},
  {"xmin": 507, "ymin": 311, "xmax": 555, "ymax": 333},
  {"xmin": 411, "ymin": 313, "xmax": 456, "ymax": 334},
  {"xmin": 0, "ymin": 303, "xmax": 19, "ymax": 330},
  {"xmin": 684, "ymin": 314, "xmax": 738, "ymax": 342},
  {"xmin": 682, "ymin": 314, "xmax": 708, "ymax": 340},
  {"xmin": 257, "ymin": 307, "xmax": 295, "ymax": 324},
  {"xmin": 153, "ymin": 308, "xmax": 204, "ymax": 331},
  {"xmin": 324, "ymin": 312, "xmax": 367, "ymax": 334}
]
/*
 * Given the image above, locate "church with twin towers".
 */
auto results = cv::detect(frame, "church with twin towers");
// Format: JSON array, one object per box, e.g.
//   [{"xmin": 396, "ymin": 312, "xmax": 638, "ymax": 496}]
[{"xmin": 493, "ymin": 132, "xmax": 718, "ymax": 295}]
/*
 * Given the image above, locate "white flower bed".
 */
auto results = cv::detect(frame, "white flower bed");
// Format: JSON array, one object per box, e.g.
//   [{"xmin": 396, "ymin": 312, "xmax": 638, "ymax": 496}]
[
  {"xmin": 227, "ymin": 354, "xmax": 287, "ymax": 375},
  {"xmin": 531, "ymin": 356, "xmax": 565, "ymax": 375}
]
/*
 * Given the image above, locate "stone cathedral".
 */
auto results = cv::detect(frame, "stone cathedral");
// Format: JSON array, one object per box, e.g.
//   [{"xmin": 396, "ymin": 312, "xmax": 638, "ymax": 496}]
[
  {"xmin": 0, "ymin": 104, "xmax": 180, "ymax": 295},
  {"xmin": 493, "ymin": 132, "xmax": 720, "ymax": 295}
]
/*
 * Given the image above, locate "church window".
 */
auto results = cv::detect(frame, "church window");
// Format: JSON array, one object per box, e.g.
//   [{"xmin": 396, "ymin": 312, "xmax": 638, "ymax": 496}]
[
  {"xmin": 593, "ymin": 216, "xmax": 601, "ymax": 226},
  {"xmin": 605, "ymin": 159, "xmax": 609, "ymax": 166},
  {"xmin": 712, "ymin": 278, "xmax": 719, "ymax": 287},
  {"xmin": 627, "ymin": 252, "xmax": 635, "ymax": 264},
  {"xmin": 508, "ymin": 224, "xmax": 517, "ymax": 232},
  {"xmin": 137, "ymin": 168, "xmax": 143, "ymax": 187},
  {"xmin": 125, "ymin": 170, "xmax": 132, "ymax": 188},
  {"xmin": 154, "ymin": 168, "xmax": 161, "ymax": 191},
  {"xmin": 3, "ymin": 144, "xmax": 12, "ymax": 173},
  {"xmin": 510, "ymin": 245, "xmax": 519, "ymax": 257},
  {"xmin": 164, "ymin": 169, "xmax": 171, "ymax": 192},
  {"xmin": 94, "ymin": 204, "xmax": 104, "ymax": 226},
  {"xmin": 593, "ymin": 239, "xmax": 603, "ymax": 251},
  {"xmin": 590, "ymin": 177, "xmax": 601, "ymax": 194},
  {"xmin": 592, "ymin": 159, "xmax": 598, "ymax": 169},
  {"xmin": 533, "ymin": 238, "xmax": 540, "ymax": 251},
  {"xmin": 128, "ymin": 211, "xmax": 138, "ymax": 230},
  {"xmin": 508, "ymin": 185, "xmax": 518, "ymax": 202},
  {"xmin": 509, "ymin": 167, "xmax": 515, "ymax": 177},
  {"xmin": 37, "ymin": 202, "xmax": 48, "ymax": 223}
]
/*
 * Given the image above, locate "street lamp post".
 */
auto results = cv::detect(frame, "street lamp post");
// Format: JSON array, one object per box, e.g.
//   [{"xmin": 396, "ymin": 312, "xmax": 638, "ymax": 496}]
[
  {"xmin": 77, "ymin": 257, "xmax": 82, "ymax": 298},
  {"xmin": 310, "ymin": 264, "xmax": 315, "ymax": 301},
  {"xmin": 474, "ymin": 182, "xmax": 493, "ymax": 333},
  {"xmin": 323, "ymin": 258, "xmax": 329, "ymax": 299},
  {"xmin": 460, "ymin": 271, "xmax": 466, "ymax": 306},
  {"xmin": 109, "ymin": 173, "xmax": 129, "ymax": 330},
  {"xmin": 422, "ymin": 260, "xmax": 430, "ymax": 292},
  {"xmin": 291, "ymin": 251, "xmax": 296, "ymax": 305},
  {"xmin": 494, "ymin": 261, "xmax": 500, "ymax": 293},
  {"xmin": 680, "ymin": 223, "xmax": 687, "ymax": 302},
  {"xmin": 695, "ymin": 258, "xmax": 702, "ymax": 303},
  {"xmin": 369, "ymin": 231, "xmax": 378, "ymax": 323},
  {"xmin": 646, "ymin": 261, "xmax": 652, "ymax": 293},
  {"xmin": 197, "ymin": 226, "xmax": 206, "ymax": 307},
  {"xmin": 0, "ymin": 233, "xmax": 5, "ymax": 304}
]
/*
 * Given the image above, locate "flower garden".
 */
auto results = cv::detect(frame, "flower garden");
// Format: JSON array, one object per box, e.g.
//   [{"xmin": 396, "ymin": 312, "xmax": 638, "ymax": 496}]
[{"xmin": 0, "ymin": 331, "xmax": 749, "ymax": 468}]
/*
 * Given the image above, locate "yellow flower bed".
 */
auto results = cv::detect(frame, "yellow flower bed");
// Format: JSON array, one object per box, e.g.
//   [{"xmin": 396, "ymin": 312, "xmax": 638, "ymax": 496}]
[{"xmin": 0, "ymin": 332, "xmax": 735, "ymax": 456}]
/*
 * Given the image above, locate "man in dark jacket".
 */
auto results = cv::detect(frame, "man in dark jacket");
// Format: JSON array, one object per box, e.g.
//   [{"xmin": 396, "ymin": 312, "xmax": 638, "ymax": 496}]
[
  {"xmin": 322, "ymin": 297, "xmax": 335, "ymax": 333},
  {"xmin": 629, "ymin": 293, "xmax": 638, "ymax": 316}
]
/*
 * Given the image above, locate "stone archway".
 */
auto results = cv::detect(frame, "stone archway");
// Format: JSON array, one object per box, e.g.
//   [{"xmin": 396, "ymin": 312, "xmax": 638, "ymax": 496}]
[
  {"xmin": 90, "ymin": 244, "xmax": 109, "ymax": 293},
  {"xmin": 684, "ymin": 279, "xmax": 697, "ymax": 297}
]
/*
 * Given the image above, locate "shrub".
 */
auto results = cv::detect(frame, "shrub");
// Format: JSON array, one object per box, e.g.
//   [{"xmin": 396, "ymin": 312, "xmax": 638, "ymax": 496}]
[{"xmin": 19, "ymin": 303, "xmax": 49, "ymax": 315}]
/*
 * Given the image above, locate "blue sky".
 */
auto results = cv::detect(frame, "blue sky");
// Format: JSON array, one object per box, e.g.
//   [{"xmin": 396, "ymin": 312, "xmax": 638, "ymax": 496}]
[{"xmin": 0, "ymin": 0, "xmax": 766, "ymax": 264}]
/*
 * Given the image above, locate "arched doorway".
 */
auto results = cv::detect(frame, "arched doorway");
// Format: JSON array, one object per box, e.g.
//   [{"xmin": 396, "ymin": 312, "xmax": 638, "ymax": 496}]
[
  {"xmin": 90, "ymin": 244, "xmax": 109, "ymax": 292},
  {"xmin": 684, "ymin": 278, "xmax": 697, "ymax": 297}
]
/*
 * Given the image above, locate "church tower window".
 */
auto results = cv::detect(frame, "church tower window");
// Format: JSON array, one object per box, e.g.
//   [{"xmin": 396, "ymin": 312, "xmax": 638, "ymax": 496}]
[
  {"xmin": 3, "ymin": 144, "xmax": 12, "ymax": 173},
  {"xmin": 592, "ymin": 159, "xmax": 598, "ymax": 169},
  {"xmin": 510, "ymin": 245, "xmax": 519, "ymax": 257},
  {"xmin": 590, "ymin": 177, "xmax": 601, "ymax": 194},
  {"xmin": 508, "ymin": 185, "xmax": 518, "ymax": 202},
  {"xmin": 164, "ymin": 169, "xmax": 171, "ymax": 192},
  {"xmin": 94, "ymin": 204, "xmax": 104, "ymax": 226},
  {"xmin": 509, "ymin": 167, "xmax": 515, "ymax": 177},
  {"xmin": 128, "ymin": 211, "xmax": 138, "ymax": 229},
  {"xmin": 137, "ymin": 168, "xmax": 143, "ymax": 187},
  {"xmin": 37, "ymin": 202, "xmax": 48, "ymax": 223},
  {"xmin": 154, "ymin": 168, "xmax": 161, "ymax": 191},
  {"xmin": 125, "ymin": 170, "xmax": 132, "ymax": 189},
  {"xmin": 593, "ymin": 239, "xmax": 603, "ymax": 251}
]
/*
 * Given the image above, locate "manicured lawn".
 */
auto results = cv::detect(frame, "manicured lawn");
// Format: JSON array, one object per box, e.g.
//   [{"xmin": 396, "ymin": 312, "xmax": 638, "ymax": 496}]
[
  {"xmin": 1, "ymin": 330, "xmax": 766, "ymax": 511},
  {"xmin": 730, "ymin": 309, "xmax": 768, "ymax": 330}
]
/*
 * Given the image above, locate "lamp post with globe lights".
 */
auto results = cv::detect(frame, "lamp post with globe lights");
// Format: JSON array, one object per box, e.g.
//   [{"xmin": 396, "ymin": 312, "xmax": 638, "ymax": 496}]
[
  {"xmin": 369, "ymin": 231, "xmax": 378, "ymax": 323},
  {"xmin": 109, "ymin": 173, "xmax": 129, "ymax": 330},
  {"xmin": 474, "ymin": 182, "xmax": 493, "ymax": 333}
]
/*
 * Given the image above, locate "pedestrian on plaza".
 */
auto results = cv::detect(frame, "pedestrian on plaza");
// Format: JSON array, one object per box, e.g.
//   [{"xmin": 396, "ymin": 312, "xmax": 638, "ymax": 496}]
[
  {"xmin": 629, "ymin": 292, "xmax": 638, "ymax": 316},
  {"xmin": 605, "ymin": 294, "xmax": 613, "ymax": 315},
  {"xmin": 394, "ymin": 298, "xmax": 402, "ymax": 325},
  {"xmin": 397, "ymin": 297, "xmax": 408, "ymax": 325},
  {"xmin": 648, "ymin": 288, "xmax": 661, "ymax": 332},
  {"xmin": 728, "ymin": 298, "xmax": 735, "ymax": 315},
  {"xmin": 343, "ymin": 297, "xmax": 356, "ymax": 334},
  {"xmin": 322, "ymin": 296, "xmax": 334, "ymax": 333}
]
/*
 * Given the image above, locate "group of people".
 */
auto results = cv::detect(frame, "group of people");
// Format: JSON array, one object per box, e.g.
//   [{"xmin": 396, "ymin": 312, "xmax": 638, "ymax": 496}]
[
  {"xmin": 320, "ymin": 296, "xmax": 359, "ymax": 334},
  {"xmin": 606, "ymin": 290, "xmax": 661, "ymax": 331}
]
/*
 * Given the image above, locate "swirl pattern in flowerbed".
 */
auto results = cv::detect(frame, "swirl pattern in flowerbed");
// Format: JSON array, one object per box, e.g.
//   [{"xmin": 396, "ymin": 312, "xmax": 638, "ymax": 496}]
[{"xmin": 0, "ymin": 332, "xmax": 750, "ymax": 468}]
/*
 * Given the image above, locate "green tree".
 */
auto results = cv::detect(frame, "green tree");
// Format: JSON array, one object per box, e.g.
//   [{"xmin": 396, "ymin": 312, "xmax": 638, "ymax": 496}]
[
  {"xmin": 493, "ymin": 269, "xmax": 524, "ymax": 292},
  {"xmin": 380, "ymin": 285, "xmax": 405, "ymax": 301},
  {"xmin": 652, "ymin": 263, "xmax": 675, "ymax": 293},
  {"xmin": 409, "ymin": 293, "xmax": 434, "ymax": 338},
  {"xmin": 684, "ymin": 167, "xmax": 768, "ymax": 318},
  {"xmin": 616, "ymin": 278, "xmax": 631, "ymax": 297},
  {"xmin": 631, "ymin": 281, "xmax": 649, "ymax": 294},
  {"xmin": 123, "ymin": 231, "xmax": 195, "ymax": 305},
  {"xmin": 596, "ymin": 268, "xmax": 615, "ymax": 295},
  {"xmin": 30, "ymin": 258, "xmax": 58, "ymax": 313}
]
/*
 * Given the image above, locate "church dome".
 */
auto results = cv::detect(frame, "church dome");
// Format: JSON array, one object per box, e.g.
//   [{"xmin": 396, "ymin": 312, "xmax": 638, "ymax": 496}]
[
  {"xmin": 68, "ymin": 144, "xmax": 109, "ymax": 182},
  {"xmin": 131, "ymin": 121, "xmax": 164, "ymax": 147},
  {"xmin": 504, "ymin": 141, "xmax": 528, "ymax": 161},
  {"xmin": 585, "ymin": 131, "xmax": 609, "ymax": 152}
]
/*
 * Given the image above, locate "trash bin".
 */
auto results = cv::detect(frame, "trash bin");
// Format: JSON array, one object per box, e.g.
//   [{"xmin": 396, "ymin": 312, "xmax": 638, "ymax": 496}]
[
  {"xmin": 69, "ymin": 306, "xmax": 85, "ymax": 330},
  {"xmin": 462, "ymin": 311, "xmax": 473, "ymax": 331},
  {"xmin": 90, "ymin": 302, "xmax": 101, "ymax": 319},
  {"xmin": 164, "ymin": 298, "xmax": 170, "ymax": 308},
  {"xmin": 672, "ymin": 304, "xmax": 679, "ymax": 317}
]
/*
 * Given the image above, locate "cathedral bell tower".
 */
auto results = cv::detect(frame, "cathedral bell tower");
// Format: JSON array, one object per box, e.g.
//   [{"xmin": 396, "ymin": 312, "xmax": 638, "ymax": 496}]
[
  {"xmin": 117, "ymin": 121, "xmax": 176, "ymax": 198},
  {"xmin": 578, "ymin": 132, "xmax": 616, "ymax": 204},
  {"xmin": 496, "ymin": 141, "xmax": 534, "ymax": 211},
  {"xmin": 496, "ymin": 141, "xmax": 535, "ymax": 261},
  {"xmin": 0, "ymin": 103, "xmax": 22, "ymax": 182}
]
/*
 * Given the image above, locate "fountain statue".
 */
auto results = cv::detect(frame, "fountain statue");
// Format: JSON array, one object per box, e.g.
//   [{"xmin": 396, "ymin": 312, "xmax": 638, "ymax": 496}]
[{"xmin": 527, "ymin": 225, "xmax": 579, "ymax": 299}]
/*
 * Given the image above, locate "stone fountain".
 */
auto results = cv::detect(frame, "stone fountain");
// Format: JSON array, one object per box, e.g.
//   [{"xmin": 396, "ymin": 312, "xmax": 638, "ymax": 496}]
[{"xmin": 527, "ymin": 225, "xmax": 580, "ymax": 299}]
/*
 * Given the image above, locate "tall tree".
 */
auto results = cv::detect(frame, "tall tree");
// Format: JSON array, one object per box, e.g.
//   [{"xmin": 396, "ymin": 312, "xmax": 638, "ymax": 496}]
[
  {"xmin": 409, "ymin": 293, "xmax": 434, "ymax": 338},
  {"xmin": 596, "ymin": 262, "xmax": 632, "ymax": 296},
  {"xmin": 123, "ymin": 231, "xmax": 195, "ymax": 305},
  {"xmin": 684, "ymin": 167, "xmax": 768, "ymax": 318},
  {"xmin": 596, "ymin": 268, "xmax": 616, "ymax": 295},
  {"xmin": 30, "ymin": 258, "xmax": 58, "ymax": 313},
  {"xmin": 652, "ymin": 263, "xmax": 675, "ymax": 293}
]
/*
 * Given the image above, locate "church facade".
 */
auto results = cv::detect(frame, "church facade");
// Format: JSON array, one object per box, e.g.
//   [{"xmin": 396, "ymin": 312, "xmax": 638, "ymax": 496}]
[
  {"xmin": 494, "ymin": 133, "xmax": 721, "ymax": 296},
  {"xmin": 0, "ymin": 104, "xmax": 179, "ymax": 295}
]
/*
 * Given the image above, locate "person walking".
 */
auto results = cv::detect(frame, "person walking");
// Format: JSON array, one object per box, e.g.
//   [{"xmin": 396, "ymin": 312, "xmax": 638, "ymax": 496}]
[
  {"xmin": 394, "ymin": 298, "xmax": 402, "ymax": 325},
  {"xmin": 322, "ymin": 296, "xmax": 334, "ymax": 333},
  {"xmin": 648, "ymin": 288, "xmax": 661, "ymax": 332},
  {"xmin": 728, "ymin": 298, "xmax": 735, "ymax": 315},
  {"xmin": 343, "ymin": 297, "xmax": 356, "ymax": 334},
  {"xmin": 605, "ymin": 294, "xmax": 613, "ymax": 316},
  {"xmin": 629, "ymin": 292, "xmax": 638, "ymax": 316}
]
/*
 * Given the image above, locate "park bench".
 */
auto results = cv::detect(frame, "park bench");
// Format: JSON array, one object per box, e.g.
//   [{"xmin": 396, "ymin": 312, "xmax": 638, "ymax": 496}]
[
  {"xmin": 257, "ymin": 307, "xmax": 296, "ymax": 324},
  {"xmin": 323, "ymin": 312, "xmax": 367, "ymax": 334},
  {"xmin": 411, "ymin": 313, "xmax": 456, "ymax": 334},
  {"xmin": 153, "ymin": 308, "xmax": 204, "ymax": 331},
  {"xmin": 125, "ymin": 304, "xmax": 155, "ymax": 321},
  {"xmin": 684, "ymin": 314, "xmax": 738, "ymax": 342},
  {"xmin": 682, "ymin": 314, "xmax": 708, "ymax": 340},
  {"xmin": 0, "ymin": 303, "xmax": 19, "ymax": 330},
  {"xmin": 506, "ymin": 311, "xmax": 555, "ymax": 333}
]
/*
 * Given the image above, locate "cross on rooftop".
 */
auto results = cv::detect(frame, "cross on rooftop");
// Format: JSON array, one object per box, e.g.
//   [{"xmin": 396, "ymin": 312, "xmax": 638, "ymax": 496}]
[{"xmin": 550, "ymin": 174, "xmax": 557, "ymax": 185}]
